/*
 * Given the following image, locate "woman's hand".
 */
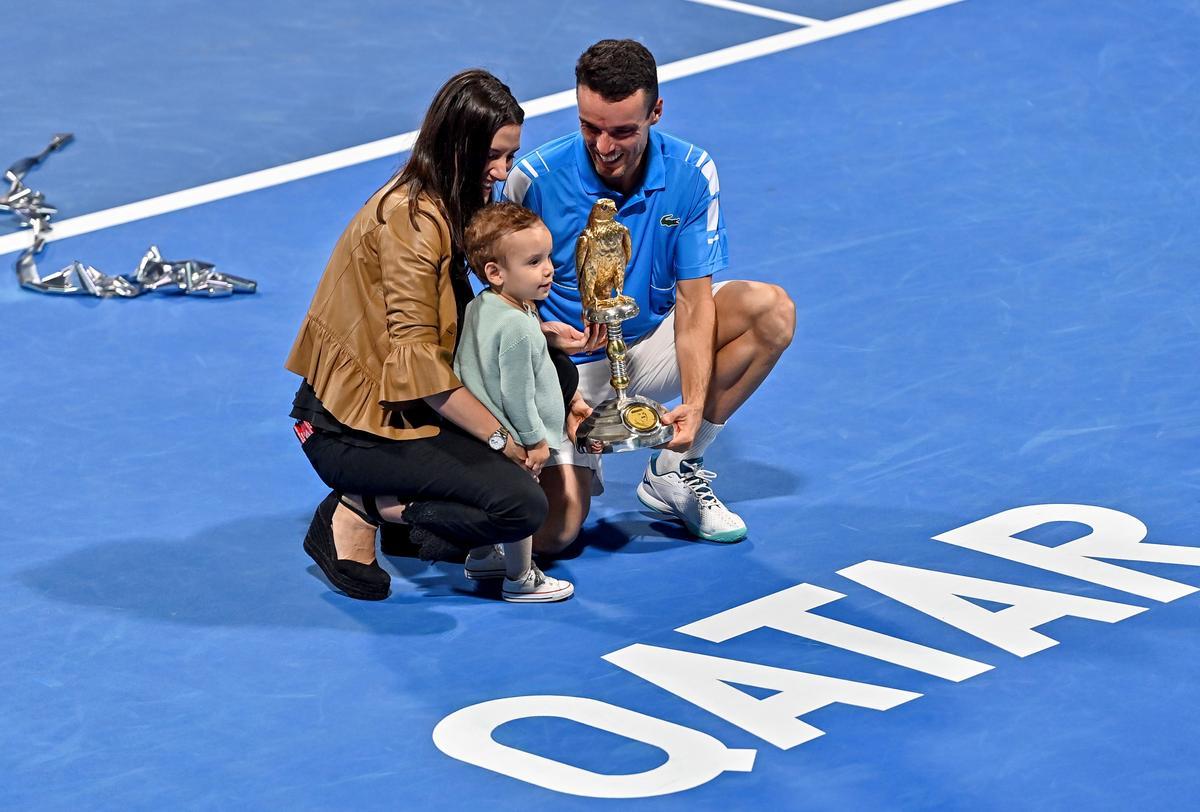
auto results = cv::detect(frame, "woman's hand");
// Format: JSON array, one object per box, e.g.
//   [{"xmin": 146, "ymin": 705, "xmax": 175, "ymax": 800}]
[
  {"xmin": 542, "ymin": 320, "xmax": 607, "ymax": 355},
  {"xmin": 425, "ymin": 389, "xmax": 534, "ymax": 468},
  {"xmin": 503, "ymin": 435, "xmax": 529, "ymax": 469},
  {"xmin": 524, "ymin": 440, "xmax": 550, "ymax": 478}
]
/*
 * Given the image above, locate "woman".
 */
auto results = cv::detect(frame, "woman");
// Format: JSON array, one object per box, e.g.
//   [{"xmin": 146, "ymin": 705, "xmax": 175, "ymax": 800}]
[{"xmin": 286, "ymin": 69, "xmax": 578, "ymax": 601}]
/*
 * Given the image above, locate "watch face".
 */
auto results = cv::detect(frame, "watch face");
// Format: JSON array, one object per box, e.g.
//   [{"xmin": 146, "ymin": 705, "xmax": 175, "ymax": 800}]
[{"xmin": 488, "ymin": 433, "xmax": 506, "ymax": 450}]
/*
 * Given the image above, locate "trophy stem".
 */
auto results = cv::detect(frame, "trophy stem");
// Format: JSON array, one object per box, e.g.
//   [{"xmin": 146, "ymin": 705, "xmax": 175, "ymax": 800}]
[{"xmin": 607, "ymin": 320, "xmax": 630, "ymax": 401}]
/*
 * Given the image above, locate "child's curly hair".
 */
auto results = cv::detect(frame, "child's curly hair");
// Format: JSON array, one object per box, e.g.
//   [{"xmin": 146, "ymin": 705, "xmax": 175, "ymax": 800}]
[{"xmin": 464, "ymin": 202, "xmax": 545, "ymax": 283}]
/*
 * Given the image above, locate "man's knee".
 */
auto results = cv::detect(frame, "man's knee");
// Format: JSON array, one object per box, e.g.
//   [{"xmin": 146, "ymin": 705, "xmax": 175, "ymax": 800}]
[
  {"xmin": 533, "ymin": 464, "xmax": 592, "ymax": 555},
  {"xmin": 720, "ymin": 281, "xmax": 796, "ymax": 353},
  {"xmin": 747, "ymin": 282, "xmax": 795, "ymax": 354},
  {"xmin": 767, "ymin": 284, "xmax": 796, "ymax": 352},
  {"xmin": 533, "ymin": 523, "xmax": 580, "ymax": 556}
]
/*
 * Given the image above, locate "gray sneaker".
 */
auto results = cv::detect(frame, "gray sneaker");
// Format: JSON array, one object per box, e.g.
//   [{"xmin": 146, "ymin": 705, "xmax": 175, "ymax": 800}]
[{"xmin": 464, "ymin": 545, "xmax": 506, "ymax": 580}]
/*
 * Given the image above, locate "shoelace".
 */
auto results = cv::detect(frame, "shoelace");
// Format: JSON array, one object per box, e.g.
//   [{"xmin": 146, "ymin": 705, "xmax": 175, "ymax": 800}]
[{"xmin": 679, "ymin": 463, "xmax": 721, "ymax": 509}]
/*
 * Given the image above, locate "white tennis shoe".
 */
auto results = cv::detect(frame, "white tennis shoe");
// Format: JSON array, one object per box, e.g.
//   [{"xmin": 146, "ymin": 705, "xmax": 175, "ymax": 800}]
[{"xmin": 636, "ymin": 454, "xmax": 748, "ymax": 543}]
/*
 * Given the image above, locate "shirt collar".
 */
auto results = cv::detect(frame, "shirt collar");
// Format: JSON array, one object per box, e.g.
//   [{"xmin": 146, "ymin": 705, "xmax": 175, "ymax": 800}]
[{"xmin": 573, "ymin": 129, "xmax": 667, "ymax": 200}]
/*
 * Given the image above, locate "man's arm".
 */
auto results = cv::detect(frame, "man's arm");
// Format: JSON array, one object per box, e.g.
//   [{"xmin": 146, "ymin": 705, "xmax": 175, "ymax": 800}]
[
  {"xmin": 662, "ymin": 275, "xmax": 716, "ymax": 450},
  {"xmin": 660, "ymin": 147, "xmax": 727, "ymax": 451}
]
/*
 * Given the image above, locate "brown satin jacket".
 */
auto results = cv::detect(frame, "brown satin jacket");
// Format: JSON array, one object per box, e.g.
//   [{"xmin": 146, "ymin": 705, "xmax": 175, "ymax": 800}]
[{"xmin": 285, "ymin": 183, "xmax": 462, "ymax": 440}]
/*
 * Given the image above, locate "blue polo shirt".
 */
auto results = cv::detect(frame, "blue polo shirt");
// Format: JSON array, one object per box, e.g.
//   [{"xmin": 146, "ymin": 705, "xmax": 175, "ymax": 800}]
[{"xmin": 502, "ymin": 129, "xmax": 728, "ymax": 361}]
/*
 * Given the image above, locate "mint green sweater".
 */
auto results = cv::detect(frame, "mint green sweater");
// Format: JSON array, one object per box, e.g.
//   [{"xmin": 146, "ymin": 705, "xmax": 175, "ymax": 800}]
[{"xmin": 453, "ymin": 290, "xmax": 565, "ymax": 447}]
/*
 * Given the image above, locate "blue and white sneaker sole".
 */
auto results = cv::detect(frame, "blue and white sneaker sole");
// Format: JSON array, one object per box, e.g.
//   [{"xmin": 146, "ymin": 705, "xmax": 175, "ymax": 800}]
[{"xmin": 635, "ymin": 482, "xmax": 748, "ymax": 543}]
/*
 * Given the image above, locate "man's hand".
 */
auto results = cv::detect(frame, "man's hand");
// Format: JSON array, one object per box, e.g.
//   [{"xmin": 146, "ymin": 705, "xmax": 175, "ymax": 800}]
[
  {"xmin": 524, "ymin": 440, "xmax": 550, "ymax": 478},
  {"xmin": 660, "ymin": 402, "xmax": 702, "ymax": 451},
  {"xmin": 565, "ymin": 393, "xmax": 592, "ymax": 443},
  {"xmin": 542, "ymin": 320, "xmax": 607, "ymax": 354}
]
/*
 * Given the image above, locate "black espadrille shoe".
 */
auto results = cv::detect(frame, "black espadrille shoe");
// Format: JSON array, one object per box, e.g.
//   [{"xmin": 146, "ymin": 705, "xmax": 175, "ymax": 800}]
[{"xmin": 302, "ymin": 491, "xmax": 390, "ymax": 600}]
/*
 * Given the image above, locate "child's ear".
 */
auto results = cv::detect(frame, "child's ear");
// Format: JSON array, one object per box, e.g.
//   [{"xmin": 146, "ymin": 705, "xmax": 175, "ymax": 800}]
[{"xmin": 484, "ymin": 261, "xmax": 504, "ymax": 287}]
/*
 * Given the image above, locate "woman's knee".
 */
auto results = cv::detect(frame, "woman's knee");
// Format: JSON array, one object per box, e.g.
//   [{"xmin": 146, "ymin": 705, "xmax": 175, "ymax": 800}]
[{"xmin": 488, "ymin": 475, "xmax": 549, "ymax": 539}]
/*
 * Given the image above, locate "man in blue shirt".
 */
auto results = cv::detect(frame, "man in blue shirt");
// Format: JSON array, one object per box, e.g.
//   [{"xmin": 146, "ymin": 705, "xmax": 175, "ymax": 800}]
[{"xmin": 504, "ymin": 39, "xmax": 795, "ymax": 552}]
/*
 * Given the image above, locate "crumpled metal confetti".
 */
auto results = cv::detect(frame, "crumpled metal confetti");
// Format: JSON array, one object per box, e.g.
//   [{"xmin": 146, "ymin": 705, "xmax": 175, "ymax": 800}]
[
  {"xmin": 2, "ymin": 135, "xmax": 257, "ymax": 298},
  {"xmin": 133, "ymin": 245, "xmax": 257, "ymax": 297}
]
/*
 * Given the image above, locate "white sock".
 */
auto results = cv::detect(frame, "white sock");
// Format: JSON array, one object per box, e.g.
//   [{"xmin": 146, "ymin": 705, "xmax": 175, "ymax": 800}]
[{"xmin": 656, "ymin": 419, "xmax": 724, "ymax": 473}]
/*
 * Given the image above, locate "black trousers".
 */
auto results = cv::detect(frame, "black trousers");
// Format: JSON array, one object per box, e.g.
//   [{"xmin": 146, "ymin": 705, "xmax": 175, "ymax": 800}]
[
  {"xmin": 301, "ymin": 424, "xmax": 548, "ymax": 548},
  {"xmin": 298, "ymin": 346, "xmax": 576, "ymax": 549}
]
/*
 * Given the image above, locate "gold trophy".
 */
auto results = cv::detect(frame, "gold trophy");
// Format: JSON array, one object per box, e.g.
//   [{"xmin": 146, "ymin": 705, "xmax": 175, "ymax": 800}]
[{"xmin": 574, "ymin": 199, "xmax": 674, "ymax": 453}]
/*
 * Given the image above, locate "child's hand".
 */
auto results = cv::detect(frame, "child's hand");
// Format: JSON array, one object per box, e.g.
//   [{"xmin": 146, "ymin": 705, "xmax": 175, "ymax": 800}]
[{"xmin": 524, "ymin": 440, "xmax": 550, "ymax": 478}]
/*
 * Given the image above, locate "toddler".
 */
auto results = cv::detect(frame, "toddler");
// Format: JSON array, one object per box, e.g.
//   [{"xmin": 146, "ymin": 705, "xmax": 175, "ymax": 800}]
[{"xmin": 455, "ymin": 202, "xmax": 574, "ymax": 602}]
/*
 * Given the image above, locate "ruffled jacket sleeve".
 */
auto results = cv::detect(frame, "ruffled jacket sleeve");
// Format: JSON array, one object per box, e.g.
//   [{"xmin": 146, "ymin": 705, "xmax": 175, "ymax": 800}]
[{"xmin": 377, "ymin": 205, "xmax": 462, "ymax": 407}]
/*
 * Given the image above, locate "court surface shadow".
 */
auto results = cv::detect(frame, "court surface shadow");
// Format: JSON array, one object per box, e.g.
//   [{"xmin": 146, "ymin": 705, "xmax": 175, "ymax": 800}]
[{"xmin": 17, "ymin": 511, "xmax": 460, "ymax": 637}]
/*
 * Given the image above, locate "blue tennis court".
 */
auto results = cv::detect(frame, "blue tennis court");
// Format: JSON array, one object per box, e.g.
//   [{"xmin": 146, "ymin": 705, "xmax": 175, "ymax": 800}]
[{"xmin": 3, "ymin": 0, "xmax": 1198, "ymax": 807}]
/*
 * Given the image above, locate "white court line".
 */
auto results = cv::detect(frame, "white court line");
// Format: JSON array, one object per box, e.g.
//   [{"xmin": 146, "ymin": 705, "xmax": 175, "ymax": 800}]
[
  {"xmin": 682, "ymin": 0, "xmax": 825, "ymax": 27},
  {"xmin": 0, "ymin": 0, "xmax": 964, "ymax": 258}
]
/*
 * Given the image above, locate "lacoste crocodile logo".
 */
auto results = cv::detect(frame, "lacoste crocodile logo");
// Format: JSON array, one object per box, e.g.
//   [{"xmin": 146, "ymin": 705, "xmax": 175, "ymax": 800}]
[{"xmin": 660, "ymin": 214, "xmax": 680, "ymax": 227}]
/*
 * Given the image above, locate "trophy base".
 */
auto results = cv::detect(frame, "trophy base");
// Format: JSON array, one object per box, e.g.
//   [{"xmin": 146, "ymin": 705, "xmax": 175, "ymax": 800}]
[{"xmin": 575, "ymin": 395, "xmax": 674, "ymax": 454}]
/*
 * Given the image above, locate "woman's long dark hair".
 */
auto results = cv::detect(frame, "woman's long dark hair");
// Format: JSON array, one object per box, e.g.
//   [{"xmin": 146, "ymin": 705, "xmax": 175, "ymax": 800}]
[{"xmin": 378, "ymin": 69, "xmax": 524, "ymax": 267}]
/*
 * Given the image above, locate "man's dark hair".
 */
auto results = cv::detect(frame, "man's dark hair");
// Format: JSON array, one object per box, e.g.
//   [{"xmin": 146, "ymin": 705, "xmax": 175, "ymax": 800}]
[{"xmin": 575, "ymin": 39, "xmax": 659, "ymax": 112}]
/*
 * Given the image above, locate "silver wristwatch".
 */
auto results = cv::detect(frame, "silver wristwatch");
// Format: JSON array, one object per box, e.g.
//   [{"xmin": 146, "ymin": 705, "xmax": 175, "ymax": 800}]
[{"xmin": 487, "ymin": 426, "xmax": 510, "ymax": 451}]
